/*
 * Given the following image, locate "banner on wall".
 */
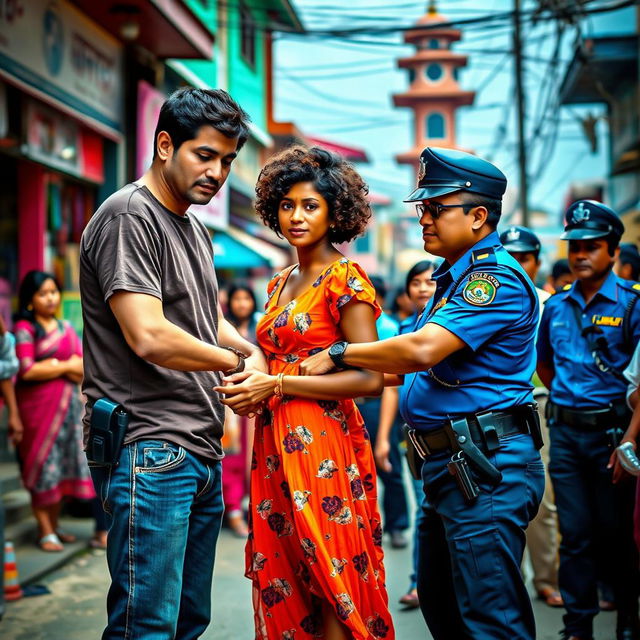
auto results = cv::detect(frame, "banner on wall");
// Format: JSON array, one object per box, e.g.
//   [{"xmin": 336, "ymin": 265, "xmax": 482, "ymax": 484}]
[
  {"xmin": 0, "ymin": 0, "xmax": 123, "ymax": 138},
  {"xmin": 136, "ymin": 80, "xmax": 229, "ymax": 230}
]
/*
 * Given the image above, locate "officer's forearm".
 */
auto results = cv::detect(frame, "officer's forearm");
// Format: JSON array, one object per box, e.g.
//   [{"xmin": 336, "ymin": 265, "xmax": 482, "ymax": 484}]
[{"xmin": 343, "ymin": 332, "xmax": 447, "ymax": 374}]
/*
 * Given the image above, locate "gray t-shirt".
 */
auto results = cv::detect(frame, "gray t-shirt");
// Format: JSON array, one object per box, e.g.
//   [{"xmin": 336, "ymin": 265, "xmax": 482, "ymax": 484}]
[{"xmin": 80, "ymin": 182, "xmax": 224, "ymax": 461}]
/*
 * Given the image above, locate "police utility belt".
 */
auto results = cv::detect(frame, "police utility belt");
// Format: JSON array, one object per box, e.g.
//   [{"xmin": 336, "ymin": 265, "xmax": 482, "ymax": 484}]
[
  {"xmin": 404, "ymin": 404, "xmax": 542, "ymax": 505},
  {"xmin": 546, "ymin": 401, "xmax": 631, "ymax": 448}
]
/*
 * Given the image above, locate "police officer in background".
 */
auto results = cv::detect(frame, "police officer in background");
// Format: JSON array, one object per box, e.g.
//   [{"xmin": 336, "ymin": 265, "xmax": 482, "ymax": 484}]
[
  {"xmin": 500, "ymin": 226, "xmax": 563, "ymax": 608},
  {"xmin": 302, "ymin": 147, "xmax": 545, "ymax": 640},
  {"xmin": 537, "ymin": 200, "xmax": 640, "ymax": 640}
]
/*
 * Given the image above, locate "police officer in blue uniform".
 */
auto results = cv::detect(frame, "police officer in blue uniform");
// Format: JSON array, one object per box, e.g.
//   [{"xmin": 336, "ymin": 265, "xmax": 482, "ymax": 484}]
[
  {"xmin": 302, "ymin": 147, "xmax": 545, "ymax": 639},
  {"xmin": 537, "ymin": 200, "xmax": 640, "ymax": 640}
]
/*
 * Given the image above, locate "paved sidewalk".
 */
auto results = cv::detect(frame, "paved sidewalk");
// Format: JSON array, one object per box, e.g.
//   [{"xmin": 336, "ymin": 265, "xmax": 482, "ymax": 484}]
[{"xmin": 1, "ymin": 526, "xmax": 617, "ymax": 640}]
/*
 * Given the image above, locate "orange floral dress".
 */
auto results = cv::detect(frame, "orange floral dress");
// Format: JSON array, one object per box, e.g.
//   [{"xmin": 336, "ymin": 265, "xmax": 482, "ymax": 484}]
[{"xmin": 245, "ymin": 257, "xmax": 395, "ymax": 640}]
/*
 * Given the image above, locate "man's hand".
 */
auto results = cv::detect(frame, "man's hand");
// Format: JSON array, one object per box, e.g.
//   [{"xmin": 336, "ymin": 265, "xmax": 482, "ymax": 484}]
[
  {"xmin": 214, "ymin": 371, "xmax": 275, "ymax": 416},
  {"xmin": 300, "ymin": 349, "xmax": 335, "ymax": 376},
  {"xmin": 243, "ymin": 349, "xmax": 268, "ymax": 375},
  {"xmin": 374, "ymin": 436, "xmax": 392, "ymax": 473}
]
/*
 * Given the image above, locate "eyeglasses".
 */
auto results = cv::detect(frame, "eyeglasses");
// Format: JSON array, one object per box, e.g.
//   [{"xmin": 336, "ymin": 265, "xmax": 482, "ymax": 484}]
[{"xmin": 415, "ymin": 202, "xmax": 479, "ymax": 219}]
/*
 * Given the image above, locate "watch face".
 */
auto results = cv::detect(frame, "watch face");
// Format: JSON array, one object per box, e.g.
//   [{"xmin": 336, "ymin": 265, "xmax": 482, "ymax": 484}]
[{"xmin": 329, "ymin": 342, "xmax": 346, "ymax": 357}]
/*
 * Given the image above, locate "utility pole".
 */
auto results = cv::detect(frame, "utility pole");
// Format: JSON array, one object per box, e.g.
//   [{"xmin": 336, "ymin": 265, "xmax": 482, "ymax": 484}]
[{"xmin": 513, "ymin": 0, "xmax": 529, "ymax": 226}]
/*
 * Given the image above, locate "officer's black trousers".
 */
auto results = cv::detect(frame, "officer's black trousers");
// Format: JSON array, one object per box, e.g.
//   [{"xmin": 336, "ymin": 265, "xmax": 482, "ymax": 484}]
[{"xmin": 549, "ymin": 422, "xmax": 640, "ymax": 637}]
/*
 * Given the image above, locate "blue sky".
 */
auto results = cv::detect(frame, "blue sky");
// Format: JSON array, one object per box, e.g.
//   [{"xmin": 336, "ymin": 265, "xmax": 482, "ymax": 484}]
[{"xmin": 273, "ymin": 0, "xmax": 633, "ymax": 226}]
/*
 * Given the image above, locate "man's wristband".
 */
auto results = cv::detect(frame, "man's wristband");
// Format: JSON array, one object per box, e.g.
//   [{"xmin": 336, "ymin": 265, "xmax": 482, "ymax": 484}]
[{"xmin": 221, "ymin": 346, "xmax": 246, "ymax": 375}]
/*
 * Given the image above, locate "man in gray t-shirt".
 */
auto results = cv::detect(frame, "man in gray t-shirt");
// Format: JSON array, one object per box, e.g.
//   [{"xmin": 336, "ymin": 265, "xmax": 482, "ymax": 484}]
[{"xmin": 80, "ymin": 88, "xmax": 264, "ymax": 640}]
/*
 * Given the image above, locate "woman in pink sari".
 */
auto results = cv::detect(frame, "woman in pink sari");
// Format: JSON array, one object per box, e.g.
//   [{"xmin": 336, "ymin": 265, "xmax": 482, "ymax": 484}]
[{"xmin": 14, "ymin": 271, "xmax": 98, "ymax": 551}]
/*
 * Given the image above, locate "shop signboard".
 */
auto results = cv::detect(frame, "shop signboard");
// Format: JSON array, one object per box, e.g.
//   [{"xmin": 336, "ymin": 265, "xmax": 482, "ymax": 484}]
[
  {"xmin": 0, "ymin": 0, "xmax": 123, "ymax": 138},
  {"xmin": 136, "ymin": 80, "xmax": 229, "ymax": 230}
]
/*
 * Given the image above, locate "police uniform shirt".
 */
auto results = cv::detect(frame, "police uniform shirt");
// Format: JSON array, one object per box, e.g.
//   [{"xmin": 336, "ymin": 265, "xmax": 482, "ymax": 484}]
[
  {"xmin": 399, "ymin": 231, "xmax": 539, "ymax": 431},
  {"xmin": 537, "ymin": 270, "xmax": 640, "ymax": 410}
]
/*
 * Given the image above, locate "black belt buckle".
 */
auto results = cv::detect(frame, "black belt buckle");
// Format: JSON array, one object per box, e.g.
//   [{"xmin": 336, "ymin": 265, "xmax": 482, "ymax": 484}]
[{"xmin": 447, "ymin": 451, "xmax": 480, "ymax": 504}]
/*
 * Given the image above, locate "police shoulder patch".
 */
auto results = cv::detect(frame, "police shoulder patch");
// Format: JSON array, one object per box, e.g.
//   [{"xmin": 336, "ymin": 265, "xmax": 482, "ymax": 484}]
[
  {"xmin": 634, "ymin": 283, "xmax": 640, "ymax": 291},
  {"xmin": 462, "ymin": 272, "xmax": 500, "ymax": 306},
  {"xmin": 563, "ymin": 284, "xmax": 572, "ymax": 291}
]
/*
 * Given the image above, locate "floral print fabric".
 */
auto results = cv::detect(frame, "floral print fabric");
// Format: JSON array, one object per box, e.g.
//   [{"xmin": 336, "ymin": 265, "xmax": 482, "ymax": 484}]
[{"xmin": 246, "ymin": 258, "xmax": 395, "ymax": 640}]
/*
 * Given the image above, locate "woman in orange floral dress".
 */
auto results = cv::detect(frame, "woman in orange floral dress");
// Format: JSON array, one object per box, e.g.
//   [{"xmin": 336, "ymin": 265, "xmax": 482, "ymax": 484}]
[{"xmin": 217, "ymin": 146, "xmax": 394, "ymax": 640}]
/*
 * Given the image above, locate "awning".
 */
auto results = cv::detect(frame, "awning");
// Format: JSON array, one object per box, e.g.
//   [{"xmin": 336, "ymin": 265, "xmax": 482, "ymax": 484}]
[
  {"xmin": 213, "ymin": 227, "xmax": 289, "ymax": 270},
  {"xmin": 72, "ymin": 0, "xmax": 214, "ymax": 59}
]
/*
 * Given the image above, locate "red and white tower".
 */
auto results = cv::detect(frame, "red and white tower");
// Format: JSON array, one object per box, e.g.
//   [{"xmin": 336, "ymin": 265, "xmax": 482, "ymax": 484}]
[{"xmin": 393, "ymin": 1, "xmax": 475, "ymax": 176}]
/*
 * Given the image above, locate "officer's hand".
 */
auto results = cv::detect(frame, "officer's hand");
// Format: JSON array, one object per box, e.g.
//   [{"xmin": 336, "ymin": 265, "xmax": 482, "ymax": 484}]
[
  {"xmin": 300, "ymin": 349, "xmax": 335, "ymax": 376},
  {"xmin": 374, "ymin": 438, "xmax": 392, "ymax": 473},
  {"xmin": 608, "ymin": 437, "xmax": 635, "ymax": 484}
]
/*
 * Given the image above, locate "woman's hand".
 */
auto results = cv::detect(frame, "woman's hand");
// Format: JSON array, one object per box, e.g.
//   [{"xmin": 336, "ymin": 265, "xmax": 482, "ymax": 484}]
[
  {"xmin": 7, "ymin": 410, "xmax": 23, "ymax": 446},
  {"xmin": 64, "ymin": 354, "xmax": 83, "ymax": 383},
  {"xmin": 214, "ymin": 371, "xmax": 276, "ymax": 416},
  {"xmin": 300, "ymin": 349, "xmax": 335, "ymax": 376}
]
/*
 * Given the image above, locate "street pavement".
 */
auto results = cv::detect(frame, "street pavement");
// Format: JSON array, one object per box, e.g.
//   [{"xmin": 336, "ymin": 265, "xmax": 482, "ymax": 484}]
[{"xmin": 1, "ymin": 525, "xmax": 617, "ymax": 640}]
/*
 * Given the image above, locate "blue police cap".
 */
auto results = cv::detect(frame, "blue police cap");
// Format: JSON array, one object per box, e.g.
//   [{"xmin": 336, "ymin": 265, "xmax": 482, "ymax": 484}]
[
  {"xmin": 404, "ymin": 147, "xmax": 507, "ymax": 202},
  {"xmin": 499, "ymin": 225, "xmax": 541, "ymax": 254},
  {"xmin": 561, "ymin": 200, "xmax": 624, "ymax": 241}
]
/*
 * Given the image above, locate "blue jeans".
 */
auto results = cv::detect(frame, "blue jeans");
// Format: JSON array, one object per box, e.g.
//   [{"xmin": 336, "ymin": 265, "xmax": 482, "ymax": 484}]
[
  {"xmin": 548, "ymin": 422, "xmax": 639, "ymax": 638},
  {"xmin": 89, "ymin": 440, "xmax": 224, "ymax": 640},
  {"xmin": 359, "ymin": 398, "xmax": 409, "ymax": 532},
  {"xmin": 416, "ymin": 434, "xmax": 544, "ymax": 640}
]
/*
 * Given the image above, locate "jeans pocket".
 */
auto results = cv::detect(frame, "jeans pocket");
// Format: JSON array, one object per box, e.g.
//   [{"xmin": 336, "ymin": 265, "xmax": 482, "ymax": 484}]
[{"xmin": 136, "ymin": 442, "xmax": 187, "ymax": 473}]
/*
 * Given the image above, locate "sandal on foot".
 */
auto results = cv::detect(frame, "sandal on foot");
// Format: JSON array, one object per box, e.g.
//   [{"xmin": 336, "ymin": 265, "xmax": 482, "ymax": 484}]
[
  {"xmin": 537, "ymin": 587, "xmax": 564, "ymax": 608},
  {"xmin": 399, "ymin": 589, "xmax": 420, "ymax": 609},
  {"xmin": 55, "ymin": 530, "xmax": 77, "ymax": 544},
  {"xmin": 39, "ymin": 533, "xmax": 64, "ymax": 552},
  {"xmin": 89, "ymin": 532, "xmax": 108, "ymax": 549}
]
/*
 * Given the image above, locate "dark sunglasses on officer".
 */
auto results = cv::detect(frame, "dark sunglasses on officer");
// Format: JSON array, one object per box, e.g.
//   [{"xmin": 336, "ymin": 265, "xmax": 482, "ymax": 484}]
[{"xmin": 415, "ymin": 202, "xmax": 481, "ymax": 219}]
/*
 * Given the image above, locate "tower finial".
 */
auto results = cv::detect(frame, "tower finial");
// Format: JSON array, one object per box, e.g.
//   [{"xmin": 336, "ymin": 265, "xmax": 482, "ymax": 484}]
[{"xmin": 428, "ymin": 0, "xmax": 438, "ymax": 16}]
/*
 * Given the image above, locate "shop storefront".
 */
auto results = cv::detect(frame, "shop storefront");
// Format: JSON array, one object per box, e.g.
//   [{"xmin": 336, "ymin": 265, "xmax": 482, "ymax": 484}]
[{"xmin": 0, "ymin": 0, "xmax": 123, "ymax": 330}]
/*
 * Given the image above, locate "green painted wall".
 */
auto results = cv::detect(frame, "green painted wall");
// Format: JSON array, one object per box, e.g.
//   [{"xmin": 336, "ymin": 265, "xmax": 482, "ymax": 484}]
[
  {"xmin": 179, "ymin": 0, "xmax": 218, "ymax": 88},
  {"xmin": 226, "ymin": 0, "xmax": 267, "ymax": 130}
]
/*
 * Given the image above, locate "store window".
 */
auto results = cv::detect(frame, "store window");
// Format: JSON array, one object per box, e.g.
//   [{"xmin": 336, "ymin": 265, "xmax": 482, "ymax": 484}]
[
  {"xmin": 0, "ymin": 155, "xmax": 17, "ymax": 328},
  {"xmin": 427, "ymin": 113, "xmax": 446, "ymax": 139},
  {"xmin": 425, "ymin": 64, "xmax": 443, "ymax": 82},
  {"xmin": 408, "ymin": 68, "xmax": 416, "ymax": 83},
  {"xmin": 429, "ymin": 39, "xmax": 440, "ymax": 49},
  {"xmin": 240, "ymin": 1, "xmax": 256, "ymax": 68},
  {"xmin": 46, "ymin": 173, "xmax": 96, "ymax": 333}
]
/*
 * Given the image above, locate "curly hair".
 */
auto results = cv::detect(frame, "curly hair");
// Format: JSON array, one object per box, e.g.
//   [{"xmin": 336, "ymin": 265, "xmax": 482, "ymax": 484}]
[{"xmin": 255, "ymin": 146, "xmax": 371, "ymax": 244}]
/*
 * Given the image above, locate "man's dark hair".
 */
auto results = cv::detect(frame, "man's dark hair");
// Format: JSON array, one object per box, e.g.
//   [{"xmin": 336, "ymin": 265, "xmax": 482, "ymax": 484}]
[
  {"xmin": 153, "ymin": 88, "xmax": 250, "ymax": 158},
  {"xmin": 369, "ymin": 275, "xmax": 387, "ymax": 301},
  {"xmin": 619, "ymin": 243, "xmax": 640, "ymax": 280},
  {"xmin": 461, "ymin": 192, "xmax": 502, "ymax": 229},
  {"xmin": 551, "ymin": 258, "xmax": 571, "ymax": 280}
]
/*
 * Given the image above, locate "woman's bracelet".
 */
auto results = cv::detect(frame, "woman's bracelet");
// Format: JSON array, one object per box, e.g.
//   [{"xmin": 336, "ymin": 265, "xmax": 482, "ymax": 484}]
[{"xmin": 274, "ymin": 372, "xmax": 285, "ymax": 398}]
